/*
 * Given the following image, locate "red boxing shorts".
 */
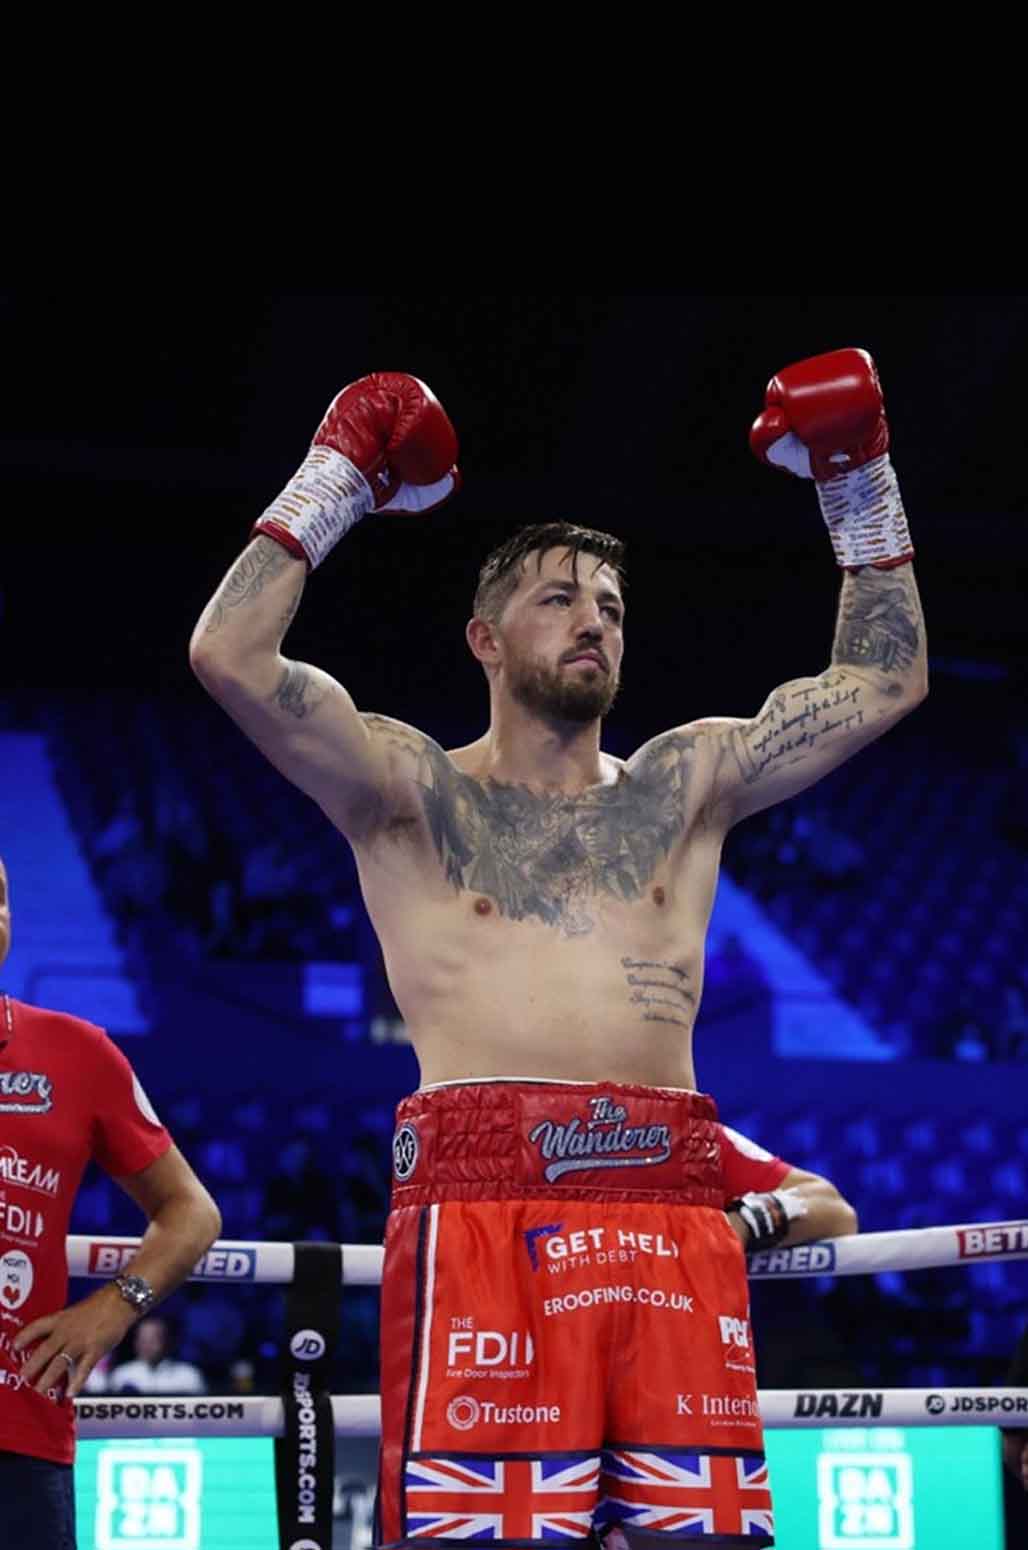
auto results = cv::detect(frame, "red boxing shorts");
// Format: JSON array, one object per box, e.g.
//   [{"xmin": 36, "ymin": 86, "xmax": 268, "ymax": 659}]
[{"xmin": 377, "ymin": 1080, "xmax": 773, "ymax": 1548}]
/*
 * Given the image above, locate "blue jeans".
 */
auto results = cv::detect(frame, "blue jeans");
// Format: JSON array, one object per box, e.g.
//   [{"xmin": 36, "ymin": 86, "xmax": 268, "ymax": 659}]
[{"xmin": 0, "ymin": 1450, "xmax": 76, "ymax": 1548}]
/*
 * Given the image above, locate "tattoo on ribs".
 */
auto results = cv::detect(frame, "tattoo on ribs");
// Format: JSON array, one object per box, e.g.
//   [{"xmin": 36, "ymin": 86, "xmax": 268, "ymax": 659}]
[
  {"xmin": 833, "ymin": 571, "xmax": 921, "ymax": 676},
  {"xmin": 203, "ymin": 538, "xmax": 296, "ymax": 636},
  {"xmin": 401, "ymin": 730, "xmax": 695, "ymax": 937},
  {"xmin": 622, "ymin": 955, "xmax": 695, "ymax": 1029}
]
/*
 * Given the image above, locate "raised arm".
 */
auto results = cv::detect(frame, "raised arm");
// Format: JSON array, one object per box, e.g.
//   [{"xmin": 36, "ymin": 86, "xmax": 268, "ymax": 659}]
[
  {"xmin": 189, "ymin": 373, "xmax": 459, "ymax": 838},
  {"xmin": 709, "ymin": 561, "xmax": 926, "ymax": 824},
  {"xmin": 703, "ymin": 348, "xmax": 928, "ymax": 826}
]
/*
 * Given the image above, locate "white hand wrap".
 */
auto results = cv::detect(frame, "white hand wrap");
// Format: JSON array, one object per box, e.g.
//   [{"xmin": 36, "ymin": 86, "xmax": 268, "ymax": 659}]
[
  {"xmin": 730, "ymin": 1188, "xmax": 809, "ymax": 1250},
  {"xmin": 771, "ymin": 1186, "xmax": 810, "ymax": 1225},
  {"xmin": 257, "ymin": 446, "xmax": 375, "ymax": 569},
  {"xmin": 816, "ymin": 453, "xmax": 913, "ymax": 570}
]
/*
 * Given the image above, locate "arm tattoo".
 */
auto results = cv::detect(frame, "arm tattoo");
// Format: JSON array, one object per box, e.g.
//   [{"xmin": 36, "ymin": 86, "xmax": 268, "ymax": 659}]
[
  {"xmin": 361, "ymin": 715, "xmax": 426, "ymax": 761},
  {"xmin": 730, "ymin": 674, "xmax": 866, "ymax": 786},
  {"xmin": 407, "ymin": 731, "xmax": 695, "ymax": 937},
  {"xmin": 724, "ymin": 569, "xmax": 925, "ymax": 792},
  {"xmin": 832, "ymin": 568, "xmax": 921, "ymax": 679},
  {"xmin": 203, "ymin": 538, "xmax": 298, "ymax": 636},
  {"xmin": 274, "ymin": 661, "xmax": 328, "ymax": 720}
]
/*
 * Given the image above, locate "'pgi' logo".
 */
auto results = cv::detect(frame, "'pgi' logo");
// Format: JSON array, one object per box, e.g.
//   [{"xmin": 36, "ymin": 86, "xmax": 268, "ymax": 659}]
[
  {"xmin": 393, "ymin": 1124, "xmax": 419, "ymax": 1182},
  {"xmin": 718, "ymin": 1314, "xmax": 754, "ymax": 1373},
  {"xmin": 446, "ymin": 1395, "xmax": 480, "ymax": 1431},
  {"xmin": 719, "ymin": 1315, "xmax": 750, "ymax": 1349}
]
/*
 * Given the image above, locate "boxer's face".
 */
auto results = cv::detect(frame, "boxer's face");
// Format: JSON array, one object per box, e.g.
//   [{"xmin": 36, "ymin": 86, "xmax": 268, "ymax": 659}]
[
  {"xmin": 497, "ymin": 547, "xmax": 624, "ymax": 723},
  {"xmin": 0, "ymin": 859, "xmax": 9, "ymax": 968}
]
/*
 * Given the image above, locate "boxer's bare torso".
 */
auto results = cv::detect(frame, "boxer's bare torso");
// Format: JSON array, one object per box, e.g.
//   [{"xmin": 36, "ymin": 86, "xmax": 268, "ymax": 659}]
[
  {"xmin": 351, "ymin": 720, "xmax": 728, "ymax": 1088},
  {"xmin": 191, "ymin": 533, "xmax": 926, "ymax": 1095}
]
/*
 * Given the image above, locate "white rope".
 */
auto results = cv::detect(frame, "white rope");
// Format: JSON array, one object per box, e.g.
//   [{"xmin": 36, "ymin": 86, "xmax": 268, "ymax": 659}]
[
  {"xmin": 67, "ymin": 1218, "xmax": 1028, "ymax": 1285},
  {"xmin": 65, "ymin": 1236, "xmax": 383, "ymax": 1285},
  {"xmin": 74, "ymin": 1387, "xmax": 1028, "ymax": 1439},
  {"xmin": 748, "ymin": 1218, "xmax": 1028, "ymax": 1278},
  {"xmin": 758, "ymin": 1387, "xmax": 1028, "ymax": 1429}
]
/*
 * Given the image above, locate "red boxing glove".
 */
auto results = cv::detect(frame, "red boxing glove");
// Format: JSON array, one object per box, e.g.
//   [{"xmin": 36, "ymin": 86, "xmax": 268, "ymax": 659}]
[
  {"xmin": 255, "ymin": 373, "xmax": 460, "ymax": 568},
  {"xmin": 750, "ymin": 348, "xmax": 913, "ymax": 570}
]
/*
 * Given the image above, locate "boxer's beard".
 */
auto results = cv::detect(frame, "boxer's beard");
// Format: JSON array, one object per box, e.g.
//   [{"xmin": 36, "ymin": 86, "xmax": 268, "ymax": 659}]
[{"xmin": 509, "ymin": 654, "xmax": 620, "ymax": 724}]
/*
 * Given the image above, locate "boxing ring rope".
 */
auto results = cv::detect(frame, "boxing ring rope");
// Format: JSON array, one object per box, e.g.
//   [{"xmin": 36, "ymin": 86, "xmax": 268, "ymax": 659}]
[
  {"xmin": 66, "ymin": 1216, "xmax": 1028, "ymax": 1284},
  {"xmin": 67, "ymin": 1236, "xmax": 384, "ymax": 1285},
  {"xmin": 73, "ymin": 1388, "xmax": 1028, "ymax": 1439},
  {"xmin": 68, "ymin": 1218, "xmax": 1028, "ymax": 1440}
]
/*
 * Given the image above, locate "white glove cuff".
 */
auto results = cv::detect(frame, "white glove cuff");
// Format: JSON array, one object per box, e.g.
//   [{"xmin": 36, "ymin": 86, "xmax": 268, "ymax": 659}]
[
  {"xmin": 257, "ymin": 446, "xmax": 375, "ymax": 569},
  {"xmin": 816, "ymin": 453, "xmax": 914, "ymax": 569},
  {"xmin": 772, "ymin": 1186, "xmax": 810, "ymax": 1224}
]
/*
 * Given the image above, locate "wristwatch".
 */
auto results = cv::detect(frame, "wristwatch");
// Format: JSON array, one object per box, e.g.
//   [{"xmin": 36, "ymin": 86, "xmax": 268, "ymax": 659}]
[{"xmin": 113, "ymin": 1273, "xmax": 156, "ymax": 1316}]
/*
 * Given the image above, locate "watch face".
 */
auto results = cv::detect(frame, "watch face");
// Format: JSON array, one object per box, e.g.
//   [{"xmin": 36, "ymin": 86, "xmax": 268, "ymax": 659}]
[{"xmin": 118, "ymin": 1275, "xmax": 153, "ymax": 1309}]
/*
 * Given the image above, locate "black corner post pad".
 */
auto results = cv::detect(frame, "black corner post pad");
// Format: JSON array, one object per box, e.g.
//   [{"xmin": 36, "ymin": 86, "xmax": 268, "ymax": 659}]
[{"xmin": 274, "ymin": 1241, "xmax": 344, "ymax": 1550}]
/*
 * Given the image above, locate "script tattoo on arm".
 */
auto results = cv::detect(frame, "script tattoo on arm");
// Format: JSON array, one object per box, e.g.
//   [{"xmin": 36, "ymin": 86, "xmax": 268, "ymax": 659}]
[
  {"xmin": 622, "ymin": 956, "xmax": 696, "ymax": 1029},
  {"xmin": 729, "ymin": 672, "xmax": 866, "ymax": 788},
  {"xmin": 409, "ymin": 731, "xmax": 697, "ymax": 936}
]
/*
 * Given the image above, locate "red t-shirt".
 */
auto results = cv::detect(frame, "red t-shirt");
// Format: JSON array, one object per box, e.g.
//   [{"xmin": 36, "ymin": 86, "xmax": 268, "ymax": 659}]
[
  {"xmin": 0, "ymin": 996, "xmax": 171, "ymax": 1464},
  {"xmin": 719, "ymin": 1123, "xmax": 791, "ymax": 1201}
]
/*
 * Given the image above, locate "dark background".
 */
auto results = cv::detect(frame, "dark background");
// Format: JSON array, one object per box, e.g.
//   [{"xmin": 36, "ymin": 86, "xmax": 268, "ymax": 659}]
[{"xmin": 3, "ymin": 291, "xmax": 1025, "ymax": 727}]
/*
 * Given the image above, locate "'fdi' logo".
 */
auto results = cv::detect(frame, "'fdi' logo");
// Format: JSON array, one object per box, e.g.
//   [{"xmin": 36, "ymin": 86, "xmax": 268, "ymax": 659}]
[{"xmin": 447, "ymin": 1329, "xmax": 534, "ymax": 1367}]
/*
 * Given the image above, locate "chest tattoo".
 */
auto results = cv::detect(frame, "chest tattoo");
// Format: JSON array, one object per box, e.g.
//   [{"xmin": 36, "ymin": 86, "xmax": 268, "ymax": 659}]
[{"xmin": 413, "ymin": 733, "xmax": 697, "ymax": 936}]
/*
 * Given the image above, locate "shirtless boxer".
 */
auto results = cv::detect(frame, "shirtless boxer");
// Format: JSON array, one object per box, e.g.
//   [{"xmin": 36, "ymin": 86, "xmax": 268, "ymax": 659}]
[{"xmin": 190, "ymin": 351, "xmax": 925, "ymax": 1548}]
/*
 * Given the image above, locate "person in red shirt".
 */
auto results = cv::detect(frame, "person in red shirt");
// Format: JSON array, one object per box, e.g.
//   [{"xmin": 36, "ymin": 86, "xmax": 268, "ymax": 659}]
[
  {"xmin": 0, "ymin": 856, "xmax": 221, "ymax": 1548},
  {"xmin": 719, "ymin": 1122, "xmax": 858, "ymax": 1249}
]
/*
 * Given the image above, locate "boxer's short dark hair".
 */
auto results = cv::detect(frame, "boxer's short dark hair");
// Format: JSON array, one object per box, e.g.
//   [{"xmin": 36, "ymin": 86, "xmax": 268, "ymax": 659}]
[{"xmin": 474, "ymin": 522, "xmax": 626, "ymax": 625}]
